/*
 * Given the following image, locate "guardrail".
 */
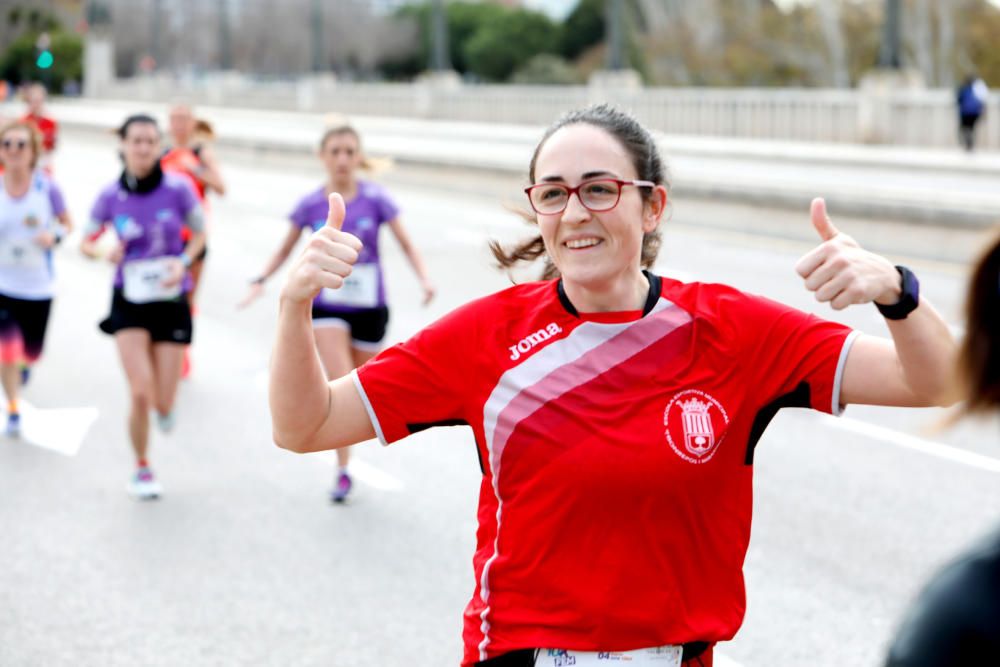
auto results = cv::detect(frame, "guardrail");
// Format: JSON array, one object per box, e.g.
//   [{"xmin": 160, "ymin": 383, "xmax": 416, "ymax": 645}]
[{"xmin": 94, "ymin": 75, "xmax": 999, "ymax": 149}]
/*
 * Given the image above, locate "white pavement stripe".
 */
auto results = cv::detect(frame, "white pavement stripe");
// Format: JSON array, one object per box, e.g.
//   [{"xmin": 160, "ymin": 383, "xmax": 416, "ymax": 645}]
[
  {"xmin": 315, "ymin": 450, "xmax": 404, "ymax": 492},
  {"xmin": 715, "ymin": 654, "xmax": 744, "ymax": 667},
  {"xmin": 2, "ymin": 401, "xmax": 99, "ymax": 457},
  {"xmin": 823, "ymin": 414, "xmax": 1000, "ymax": 473}
]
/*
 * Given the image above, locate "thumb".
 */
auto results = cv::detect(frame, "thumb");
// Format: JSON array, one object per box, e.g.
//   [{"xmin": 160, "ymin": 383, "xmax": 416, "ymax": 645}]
[
  {"xmin": 325, "ymin": 192, "xmax": 346, "ymax": 230},
  {"xmin": 810, "ymin": 197, "xmax": 839, "ymax": 241}
]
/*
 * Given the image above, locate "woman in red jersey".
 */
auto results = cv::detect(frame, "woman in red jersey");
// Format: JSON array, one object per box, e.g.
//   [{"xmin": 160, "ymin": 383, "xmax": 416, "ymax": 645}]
[{"xmin": 269, "ymin": 105, "xmax": 956, "ymax": 667}]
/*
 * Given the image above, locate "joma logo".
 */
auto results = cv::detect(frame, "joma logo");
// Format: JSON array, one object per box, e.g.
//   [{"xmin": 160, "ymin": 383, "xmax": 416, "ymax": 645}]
[{"xmin": 508, "ymin": 322, "xmax": 562, "ymax": 361}]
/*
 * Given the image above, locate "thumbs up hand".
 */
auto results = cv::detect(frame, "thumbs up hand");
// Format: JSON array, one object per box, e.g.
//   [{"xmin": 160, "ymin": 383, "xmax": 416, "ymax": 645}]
[
  {"xmin": 794, "ymin": 198, "xmax": 901, "ymax": 311},
  {"xmin": 280, "ymin": 193, "xmax": 364, "ymax": 306}
]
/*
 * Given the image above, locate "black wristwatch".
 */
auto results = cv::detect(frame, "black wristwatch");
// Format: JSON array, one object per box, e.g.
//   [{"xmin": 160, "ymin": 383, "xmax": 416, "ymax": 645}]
[{"xmin": 875, "ymin": 265, "xmax": 919, "ymax": 320}]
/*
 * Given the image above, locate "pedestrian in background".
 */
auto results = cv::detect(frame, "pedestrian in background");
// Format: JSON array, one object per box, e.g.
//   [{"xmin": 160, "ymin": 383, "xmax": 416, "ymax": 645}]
[{"xmin": 956, "ymin": 74, "xmax": 989, "ymax": 152}]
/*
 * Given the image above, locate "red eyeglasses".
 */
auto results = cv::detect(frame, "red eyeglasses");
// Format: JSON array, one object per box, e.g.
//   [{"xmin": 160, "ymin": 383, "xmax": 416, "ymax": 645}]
[{"xmin": 524, "ymin": 178, "xmax": 655, "ymax": 215}]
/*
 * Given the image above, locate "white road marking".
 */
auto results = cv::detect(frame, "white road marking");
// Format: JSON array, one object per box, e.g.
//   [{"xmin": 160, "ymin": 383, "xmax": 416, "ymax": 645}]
[
  {"xmin": 315, "ymin": 449, "xmax": 404, "ymax": 491},
  {"xmin": 2, "ymin": 401, "xmax": 99, "ymax": 457},
  {"xmin": 715, "ymin": 653, "xmax": 744, "ymax": 667},
  {"xmin": 823, "ymin": 414, "xmax": 1000, "ymax": 473}
]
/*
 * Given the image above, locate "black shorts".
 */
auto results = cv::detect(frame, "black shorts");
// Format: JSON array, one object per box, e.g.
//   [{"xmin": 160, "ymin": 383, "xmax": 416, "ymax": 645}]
[
  {"xmin": 311, "ymin": 305, "xmax": 389, "ymax": 350},
  {"xmin": 99, "ymin": 289, "xmax": 193, "ymax": 344},
  {"xmin": 0, "ymin": 293, "xmax": 52, "ymax": 363}
]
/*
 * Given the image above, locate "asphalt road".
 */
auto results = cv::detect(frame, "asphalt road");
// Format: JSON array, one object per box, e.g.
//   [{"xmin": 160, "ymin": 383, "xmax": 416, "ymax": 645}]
[{"xmin": 2, "ymin": 129, "xmax": 998, "ymax": 667}]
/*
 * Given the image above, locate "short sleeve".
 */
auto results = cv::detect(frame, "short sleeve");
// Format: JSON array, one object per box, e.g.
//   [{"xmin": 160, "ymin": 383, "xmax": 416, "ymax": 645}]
[
  {"xmin": 89, "ymin": 188, "xmax": 112, "ymax": 224},
  {"xmin": 176, "ymin": 179, "xmax": 199, "ymax": 218},
  {"xmin": 288, "ymin": 195, "xmax": 317, "ymax": 230},
  {"xmin": 47, "ymin": 181, "xmax": 66, "ymax": 217},
  {"xmin": 731, "ymin": 292, "xmax": 857, "ymax": 415},
  {"xmin": 373, "ymin": 188, "xmax": 400, "ymax": 225},
  {"xmin": 353, "ymin": 301, "xmax": 483, "ymax": 446}
]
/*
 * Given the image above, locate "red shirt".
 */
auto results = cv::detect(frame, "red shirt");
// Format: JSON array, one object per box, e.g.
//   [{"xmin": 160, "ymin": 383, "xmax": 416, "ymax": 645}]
[
  {"xmin": 21, "ymin": 113, "xmax": 58, "ymax": 153},
  {"xmin": 355, "ymin": 274, "xmax": 856, "ymax": 665},
  {"xmin": 160, "ymin": 146, "xmax": 207, "ymax": 202}
]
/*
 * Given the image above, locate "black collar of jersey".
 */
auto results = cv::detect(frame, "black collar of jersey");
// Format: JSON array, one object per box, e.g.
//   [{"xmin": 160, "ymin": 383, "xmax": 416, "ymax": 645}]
[
  {"xmin": 557, "ymin": 270, "xmax": 661, "ymax": 318},
  {"xmin": 119, "ymin": 160, "xmax": 164, "ymax": 195}
]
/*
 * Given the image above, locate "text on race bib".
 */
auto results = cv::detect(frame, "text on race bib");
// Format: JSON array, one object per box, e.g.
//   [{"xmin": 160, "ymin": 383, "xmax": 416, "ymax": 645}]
[
  {"xmin": 122, "ymin": 257, "xmax": 183, "ymax": 304},
  {"xmin": 319, "ymin": 263, "xmax": 379, "ymax": 309}
]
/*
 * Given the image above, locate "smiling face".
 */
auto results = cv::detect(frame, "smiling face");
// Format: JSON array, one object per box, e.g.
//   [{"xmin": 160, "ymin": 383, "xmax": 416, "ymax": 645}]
[
  {"xmin": 320, "ymin": 131, "xmax": 363, "ymax": 184},
  {"xmin": 0, "ymin": 125, "xmax": 37, "ymax": 172},
  {"xmin": 531, "ymin": 123, "xmax": 666, "ymax": 296},
  {"xmin": 121, "ymin": 121, "xmax": 161, "ymax": 177}
]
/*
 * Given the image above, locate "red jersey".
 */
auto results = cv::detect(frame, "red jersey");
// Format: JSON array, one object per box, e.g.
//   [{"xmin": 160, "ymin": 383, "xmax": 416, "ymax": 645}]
[
  {"xmin": 354, "ymin": 274, "xmax": 857, "ymax": 665},
  {"xmin": 21, "ymin": 113, "xmax": 57, "ymax": 153},
  {"xmin": 161, "ymin": 146, "xmax": 207, "ymax": 201}
]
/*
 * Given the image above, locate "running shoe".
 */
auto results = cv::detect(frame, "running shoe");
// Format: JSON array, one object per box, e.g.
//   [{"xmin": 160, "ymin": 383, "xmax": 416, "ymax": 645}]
[
  {"xmin": 156, "ymin": 411, "xmax": 175, "ymax": 434},
  {"xmin": 330, "ymin": 470, "xmax": 353, "ymax": 503},
  {"xmin": 127, "ymin": 467, "xmax": 162, "ymax": 500},
  {"xmin": 5, "ymin": 413, "xmax": 20, "ymax": 438}
]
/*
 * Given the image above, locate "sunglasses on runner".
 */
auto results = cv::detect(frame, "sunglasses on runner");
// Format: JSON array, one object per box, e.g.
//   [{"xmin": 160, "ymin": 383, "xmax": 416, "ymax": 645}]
[
  {"xmin": 1, "ymin": 139, "xmax": 28, "ymax": 151},
  {"xmin": 525, "ymin": 178, "xmax": 655, "ymax": 215}
]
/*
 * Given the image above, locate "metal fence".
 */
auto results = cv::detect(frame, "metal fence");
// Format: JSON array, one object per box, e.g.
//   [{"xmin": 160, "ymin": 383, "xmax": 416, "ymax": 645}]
[{"xmin": 96, "ymin": 76, "xmax": 1000, "ymax": 149}]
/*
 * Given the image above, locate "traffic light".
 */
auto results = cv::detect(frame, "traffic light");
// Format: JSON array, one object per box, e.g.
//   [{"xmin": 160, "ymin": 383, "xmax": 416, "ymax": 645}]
[
  {"xmin": 35, "ymin": 32, "xmax": 53, "ymax": 70},
  {"xmin": 36, "ymin": 49, "xmax": 54, "ymax": 70}
]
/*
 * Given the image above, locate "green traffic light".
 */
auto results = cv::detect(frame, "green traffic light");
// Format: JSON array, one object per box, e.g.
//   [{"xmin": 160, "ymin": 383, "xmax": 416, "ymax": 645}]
[{"xmin": 36, "ymin": 50, "xmax": 54, "ymax": 69}]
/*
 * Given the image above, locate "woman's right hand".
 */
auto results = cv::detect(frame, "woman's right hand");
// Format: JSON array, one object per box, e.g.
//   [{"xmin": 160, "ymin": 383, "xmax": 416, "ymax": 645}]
[
  {"xmin": 280, "ymin": 193, "xmax": 362, "ymax": 306},
  {"xmin": 106, "ymin": 242, "xmax": 125, "ymax": 265},
  {"xmin": 237, "ymin": 281, "xmax": 265, "ymax": 309}
]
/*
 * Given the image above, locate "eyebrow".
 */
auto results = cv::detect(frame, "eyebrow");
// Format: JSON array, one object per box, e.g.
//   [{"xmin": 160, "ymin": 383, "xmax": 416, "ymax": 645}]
[{"xmin": 539, "ymin": 170, "xmax": 619, "ymax": 183}]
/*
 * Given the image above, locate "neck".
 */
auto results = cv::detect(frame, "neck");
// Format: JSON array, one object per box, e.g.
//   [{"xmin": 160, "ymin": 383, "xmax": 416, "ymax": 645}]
[
  {"xmin": 562, "ymin": 267, "xmax": 649, "ymax": 313},
  {"xmin": 3, "ymin": 167, "xmax": 31, "ymax": 194},
  {"xmin": 328, "ymin": 177, "xmax": 356, "ymax": 197}
]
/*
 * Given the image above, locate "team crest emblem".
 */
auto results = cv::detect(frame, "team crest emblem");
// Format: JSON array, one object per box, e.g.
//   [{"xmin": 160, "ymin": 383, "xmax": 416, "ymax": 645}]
[{"xmin": 664, "ymin": 389, "xmax": 729, "ymax": 464}]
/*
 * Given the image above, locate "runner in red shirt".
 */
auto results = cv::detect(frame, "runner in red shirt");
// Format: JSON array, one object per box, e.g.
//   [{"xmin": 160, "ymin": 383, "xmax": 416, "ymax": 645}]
[
  {"xmin": 20, "ymin": 83, "xmax": 57, "ymax": 171},
  {"xmin": 269, "ymin": 105, "xmax": 958, "ymax": 666},
  {"xmin": 161, "ymin": 104, "xmax": 226, "ymax": 377}
]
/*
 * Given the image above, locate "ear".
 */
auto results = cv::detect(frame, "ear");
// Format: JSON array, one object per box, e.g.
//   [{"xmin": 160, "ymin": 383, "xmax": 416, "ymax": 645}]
[{"xmin": 642, "ymin": 185, "xmax": 668, "ymax": 233}]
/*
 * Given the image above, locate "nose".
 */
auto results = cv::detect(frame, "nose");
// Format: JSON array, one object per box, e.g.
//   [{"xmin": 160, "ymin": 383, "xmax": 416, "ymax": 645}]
[{"xmin": 560, "ymin": 190, "xmax": 591, "ymax": 224}]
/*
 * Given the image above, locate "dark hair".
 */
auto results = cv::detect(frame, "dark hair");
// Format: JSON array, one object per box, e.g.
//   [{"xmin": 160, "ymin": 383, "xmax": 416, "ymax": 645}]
[
  {"xmin": 956, "ymin": 231, "xmax": 1000, "ymax": 417},
  {"xmin": 489, "ymin": 104, "xmax": 669, "ymax": 280},
  {"xmin": 117, "ymin": 114, "xmax": 160, "ymax": 139}
]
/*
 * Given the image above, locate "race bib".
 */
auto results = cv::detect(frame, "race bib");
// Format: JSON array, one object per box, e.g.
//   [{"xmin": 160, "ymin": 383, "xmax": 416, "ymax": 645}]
[
  {"xmin": 122, "ymin": 257, "xmax": 182, "ymax": 304},
  {"xmin": 0, "ymin": 239, "xmax": 46, "ymax": 269},
  {"xmin": 535, "ymin": 646, "xmax": 682, "ymax": 667},
  {"xmin": 319, "ymin": 263, "xmax": 379, "ymax": 309}
]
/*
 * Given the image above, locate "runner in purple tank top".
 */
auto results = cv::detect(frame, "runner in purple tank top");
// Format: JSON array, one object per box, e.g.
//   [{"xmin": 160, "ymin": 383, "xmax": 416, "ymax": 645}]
[
  {"xmin": 240, "ymin": 123, "xmax": 434, "ymax": 503},
  {"xmin": 81, "ymin": 114, "xmax": 206, "ymax": 501}
]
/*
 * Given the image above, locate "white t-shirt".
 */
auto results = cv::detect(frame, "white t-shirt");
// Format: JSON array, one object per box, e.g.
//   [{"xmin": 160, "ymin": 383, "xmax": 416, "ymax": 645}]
[{"xmin": 0, "ymin": 171, "xmax": 66, "ymax": 300}]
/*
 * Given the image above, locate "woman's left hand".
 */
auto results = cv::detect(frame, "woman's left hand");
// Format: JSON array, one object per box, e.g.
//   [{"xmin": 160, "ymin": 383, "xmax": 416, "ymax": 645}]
[
  {"xmin": 34, "ymin": 231, "xmax": 57, "ymax": 250},
  {"xmin": 161, "ymin": 257, "xmax": 186, "ymax": 289},
  {"xmin": 795, "ymin": 198, "xmax": 901, "ymax": 311},
  {"xmin": 421, "ymin": 279, "xmax": 436, "ymax": 306}
]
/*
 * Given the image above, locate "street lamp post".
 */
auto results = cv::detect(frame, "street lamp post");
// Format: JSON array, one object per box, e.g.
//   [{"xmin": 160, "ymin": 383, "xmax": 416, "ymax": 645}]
[
  {"xmin": 877, "ymin": 0, "xmax": 902, "ymax": 69},
  {"xmin": 606, "ymin": 0, "xmax": 624, "ymax": 71},
  {"xmin": 430, "ymin": 0, "xmax": 450, "ymax": 72}
]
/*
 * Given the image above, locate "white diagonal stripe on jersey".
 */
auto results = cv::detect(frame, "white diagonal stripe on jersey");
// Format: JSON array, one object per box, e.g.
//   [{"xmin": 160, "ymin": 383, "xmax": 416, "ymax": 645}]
[{"xmin": 476, "ymin": 297, "xmax": 692, "ymax": 660}]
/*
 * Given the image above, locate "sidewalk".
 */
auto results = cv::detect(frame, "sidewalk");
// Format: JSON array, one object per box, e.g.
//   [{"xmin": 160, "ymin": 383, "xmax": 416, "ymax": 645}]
[{"xmin": 6, "ymin": 98, "xmax": 999, "ymax": 227}]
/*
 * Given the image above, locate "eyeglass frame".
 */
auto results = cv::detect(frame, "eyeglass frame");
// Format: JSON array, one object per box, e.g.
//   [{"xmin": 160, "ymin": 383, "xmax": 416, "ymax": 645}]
[{"xmin": 523, "ymin": 178, "xmax": 657, "ymax": 215}]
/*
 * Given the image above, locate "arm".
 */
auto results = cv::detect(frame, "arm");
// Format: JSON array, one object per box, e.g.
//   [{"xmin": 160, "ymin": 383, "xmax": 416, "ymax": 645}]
[
  {"xmin": 193, "ymin": 144, "xmax": 226, "ymax": 196},
  {"xmin": 387, "ymin": 217, "xmax": 436, "ymax": 305},
  {"xmin": 269, "ymin": 193, "xmax": 374, "ymax": 452},
  {"xmin": 238, "ymin": 223, "xmax": 303, "ymax": 308},
  {"xmin": 796, "ymin": 199, "xmax": 957, "ymax": 408}
]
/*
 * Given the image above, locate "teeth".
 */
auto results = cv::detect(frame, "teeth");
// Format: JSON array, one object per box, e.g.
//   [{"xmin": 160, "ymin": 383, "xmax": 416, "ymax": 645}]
[{"xmin": 565, "ymin": 238, "xmax": 601, "ymax": 249}]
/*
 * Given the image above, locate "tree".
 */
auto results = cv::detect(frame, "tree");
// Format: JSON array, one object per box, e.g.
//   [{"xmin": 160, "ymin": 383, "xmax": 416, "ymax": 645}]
[
  {"xmin": 0, "ymin": 29, "xmax": 83, "ymax": 90},
  {"xmin": 463, "ymin": 8, "xmax": 559, "ymax": 81}
]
